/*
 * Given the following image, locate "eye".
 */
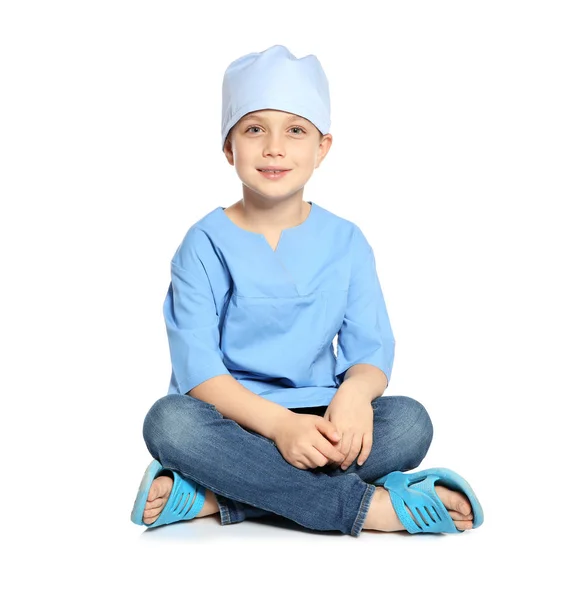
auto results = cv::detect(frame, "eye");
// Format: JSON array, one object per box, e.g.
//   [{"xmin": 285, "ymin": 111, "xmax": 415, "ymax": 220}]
[{"xmin": 244, "ymin": 126, "xmax": 306, "ymax": 135}]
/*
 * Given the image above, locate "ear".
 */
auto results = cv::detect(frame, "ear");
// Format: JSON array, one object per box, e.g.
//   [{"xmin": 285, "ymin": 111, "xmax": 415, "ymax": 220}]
[
  {"xmin": 223, "ymin": 136, "xmax": 235, "ymax": 166},
  {"xmin": 315, "ymin": 133, "xmax": 333, "ymax": 168}
]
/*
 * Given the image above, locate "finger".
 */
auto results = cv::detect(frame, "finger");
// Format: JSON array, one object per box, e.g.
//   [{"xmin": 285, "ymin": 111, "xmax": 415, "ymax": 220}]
[
  {"xmin": 315, "ymin": 418, "xmax": 342, "ymax": 443},
  {"xmin": 331, "ymin": 438, "xmax": 347, "ymax": 461},
  {"xmin": 357, "ymin": 432, "xmax": 373, "ymax": 466},
  {"xmin": 293, "ymin": 459, "xmax": 309, "ymax": 470},
  {"xmin": 336, "ymin": 440, "xmax": 345, "ymax": 458},
  {"xmin": 327, "ymin": 457, "xmax": 345, "ymax": 468},
  {"xmin": 329, "ymin": 434, "xmax": 348, "ymax": 463},
  {"xmin": 339, "ymin": 433, "xmax": 354, "ymax": 466},
  {"xmin": 315, "ymin": 437, "xmax": 346, "ymax": 464},
  {"xmin": 310, "ymin": 446, "xmax": 331, "ymax": 468},
  {"xmin": 342, "ymin": 434, "xmax": 362, "ymax": 469},
  {"xmin": 340, "ymin": 433, "xmax": 359, "ymax": 468}
]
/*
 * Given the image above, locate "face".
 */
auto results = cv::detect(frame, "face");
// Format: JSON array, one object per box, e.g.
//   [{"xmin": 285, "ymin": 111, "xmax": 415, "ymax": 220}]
[{"xmin": 223, "ymin": 109, "xmax": 332, "ymax": 204}]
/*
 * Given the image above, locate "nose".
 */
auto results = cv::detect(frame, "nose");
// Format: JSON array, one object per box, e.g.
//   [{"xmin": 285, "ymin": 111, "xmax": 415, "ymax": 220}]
[{"xmin": 262, "ymin": 132, "xmax": 286, "ymax": 158}]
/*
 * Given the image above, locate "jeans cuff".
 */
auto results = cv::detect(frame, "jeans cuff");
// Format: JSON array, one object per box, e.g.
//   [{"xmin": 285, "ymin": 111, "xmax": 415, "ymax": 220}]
[
  {"xmin": 350, "ymin": 482, "xmax": 376, "ymax": 537},
  {"xmin": 214, "ymin": 493, "xmax": 246, "ymax": 525}
]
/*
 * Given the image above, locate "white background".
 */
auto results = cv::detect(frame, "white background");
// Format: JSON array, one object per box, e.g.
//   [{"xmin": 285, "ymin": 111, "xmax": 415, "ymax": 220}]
[{"xmin": 1, "ymin": 1, "xmax": 566, "ymax": 598}]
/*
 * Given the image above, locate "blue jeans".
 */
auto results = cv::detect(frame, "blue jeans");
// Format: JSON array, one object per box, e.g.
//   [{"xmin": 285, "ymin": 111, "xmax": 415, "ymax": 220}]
[{"xmin": 142, "ymin": 394, "xmax": 433, "ymax": 537}]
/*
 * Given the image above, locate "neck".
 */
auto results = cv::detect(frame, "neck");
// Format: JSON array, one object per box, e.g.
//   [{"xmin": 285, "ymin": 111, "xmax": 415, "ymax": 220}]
[{"xmin": 237, "ymin": 193, "xmax": 310, "ymax": 231}]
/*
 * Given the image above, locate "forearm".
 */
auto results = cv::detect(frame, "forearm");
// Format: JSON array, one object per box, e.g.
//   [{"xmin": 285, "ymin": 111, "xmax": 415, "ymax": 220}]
[
  {"xmin": 187, "ymin": 374, "xmax": 290, "ymax": 440},
  {"xmin": 340, "ymin": 363, "xmax": 388, "ymax": 401}
]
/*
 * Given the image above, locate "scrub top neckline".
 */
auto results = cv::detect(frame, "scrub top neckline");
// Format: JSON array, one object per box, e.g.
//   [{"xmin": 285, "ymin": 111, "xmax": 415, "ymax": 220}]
[{"xmin": 215, "ymin": 201, "xmax": 318, "ymax": 246}]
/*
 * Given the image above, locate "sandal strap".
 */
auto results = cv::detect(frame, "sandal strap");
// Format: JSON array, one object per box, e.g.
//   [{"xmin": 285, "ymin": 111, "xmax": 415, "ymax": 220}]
[
  {"xmin": 375, "ymin": 468, "xmax": 483, "ymax": 534},
  {"xmin": 149, "ymin": 467, "xmax": 207, "ymax": 528}
]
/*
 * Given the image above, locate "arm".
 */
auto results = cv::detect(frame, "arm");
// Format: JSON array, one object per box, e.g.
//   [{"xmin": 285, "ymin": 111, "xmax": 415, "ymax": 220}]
[
  {"xmin": 325, "ymin": 225, "xmax": 394, "ymax": 468},
  {"xmin": 188, "ymin": 374, "xmax": 290, "ymax": 441},
  {"xmin": 339, "ymin": 363, "xmax": 388, "ymax": 403},
  {"xmin": 324, "ymin": 362, "xmax": 388, "ymax": 470},
  {"xmin": 334, "ymin": 225, "xmax": 395, "ymax": 394},
  {"xmin": 164, "ymin": 228, "xmax": 290, "ymax": 440}
]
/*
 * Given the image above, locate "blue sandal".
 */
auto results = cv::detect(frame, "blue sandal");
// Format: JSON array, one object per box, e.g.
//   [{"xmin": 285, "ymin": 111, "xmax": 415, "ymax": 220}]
[
  {"xmin": 131, "ymin": 460, "xmax": 207, "ymax": 528},
  {"xmin": 374, "ymin": 467, "xmax": 484, "ymax": 534}
]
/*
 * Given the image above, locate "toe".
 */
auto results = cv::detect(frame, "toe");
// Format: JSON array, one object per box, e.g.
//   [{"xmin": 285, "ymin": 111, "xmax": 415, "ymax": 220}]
[
  {"xmin": 147, "ymin": 475, "xmax": 173, "ymax": 502},
  {"xmin": 435, "ymin": 484, "xmax": 472, "ymax": 517},
  {"xmin": 145, "ymin": 497, "xmax": 165, "ymax": 510},
  {"xmin": 144, "ymin": 506, "xmax": 163, "ymax": 518},
  {"xmin": 142, "ymin": 475, "xmax": 173, "ymax": 525},
  {"xmin": 447, "ymin": 509, "xmax": 473, "ymax": 521},
  {"xmin": 457, "ymin": 499, "xmax": 472, "ymax": 516}
]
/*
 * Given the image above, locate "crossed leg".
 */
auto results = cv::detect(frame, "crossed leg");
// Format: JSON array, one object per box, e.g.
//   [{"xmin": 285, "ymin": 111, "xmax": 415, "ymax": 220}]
[{"xmin": 140, "ymin": 394, "xmax": 473, "ymax": 533}]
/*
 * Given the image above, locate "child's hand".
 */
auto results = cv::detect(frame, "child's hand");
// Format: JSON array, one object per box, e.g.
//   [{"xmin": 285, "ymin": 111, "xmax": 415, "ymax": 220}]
[
  {"xmin": 272, "ymin": 412, "xmax": 347, "ymax": 470},
  {"xmin": 323, "ymin": 390, "xmax": 374, "ymax": 470}
]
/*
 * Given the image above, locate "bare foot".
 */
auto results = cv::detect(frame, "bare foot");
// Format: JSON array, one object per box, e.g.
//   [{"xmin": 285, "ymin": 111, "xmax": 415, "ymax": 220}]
[
  {"xmin": 363, "ymin": 484, "xmax": 474, "ymax": 532},
  {"xmin": 142, "ymin": 474, "xmax": 219, "ymax": 525}
]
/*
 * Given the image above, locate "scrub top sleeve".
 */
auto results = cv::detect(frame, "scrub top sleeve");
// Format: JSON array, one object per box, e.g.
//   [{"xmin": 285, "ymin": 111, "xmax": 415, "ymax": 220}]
[
  {"xmin": 163, "ymin": 234, "xmax": 230, "ymax": 395},
  {"xmin": 335, "ymin": 226, "xmax": 396, "ymax": 388}
]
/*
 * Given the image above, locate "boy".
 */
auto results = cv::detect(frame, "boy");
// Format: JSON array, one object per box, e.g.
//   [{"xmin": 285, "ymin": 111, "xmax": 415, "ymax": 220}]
[{"xmin": 131, "ymin": 45, "xmax": 483, "ymax": 536}]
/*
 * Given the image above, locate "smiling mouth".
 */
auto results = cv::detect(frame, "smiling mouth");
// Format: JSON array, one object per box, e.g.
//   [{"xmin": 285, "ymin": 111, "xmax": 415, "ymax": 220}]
[{"xmin": 257, "ymin": 169, "xmax": 291, "ymax": 180}]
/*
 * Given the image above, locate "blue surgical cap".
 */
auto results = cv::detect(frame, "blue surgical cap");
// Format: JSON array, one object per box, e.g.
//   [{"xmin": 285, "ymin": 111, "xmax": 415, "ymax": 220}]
[{"xmin": 221, "ymin": 45, "xmax": 331, "ymax": 150}]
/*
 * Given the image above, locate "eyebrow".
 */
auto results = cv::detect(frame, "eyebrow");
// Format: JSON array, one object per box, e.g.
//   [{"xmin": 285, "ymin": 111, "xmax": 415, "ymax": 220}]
[{"xmin": 240, "ymin": 112, "xmax": 309, "ymax": 124}]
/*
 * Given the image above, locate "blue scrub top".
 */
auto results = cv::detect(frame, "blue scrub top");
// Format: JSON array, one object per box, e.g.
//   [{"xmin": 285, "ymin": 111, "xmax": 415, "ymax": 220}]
[{"xmin": 164, "ymin": 201, "xmax": 395, "ymax": 409}]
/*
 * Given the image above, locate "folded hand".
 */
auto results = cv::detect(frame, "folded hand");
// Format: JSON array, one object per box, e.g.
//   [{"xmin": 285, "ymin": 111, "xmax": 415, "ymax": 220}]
[{"xmin": 323, "ymin": 388, "xmax": 374, "ymax": 470}]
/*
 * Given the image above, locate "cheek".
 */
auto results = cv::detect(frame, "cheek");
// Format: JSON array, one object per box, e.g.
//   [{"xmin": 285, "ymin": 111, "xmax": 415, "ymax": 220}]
[
  {"xmin": 301, "ymin": 146, "xmax": 321, "ymax": 165},
  {"xmin": 232, "ymin": 151, "xmax": 251, "ymax": 171},
  {"xmin": 233, "ymin": 144, "xmax": 257, "ymax": 165}
]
